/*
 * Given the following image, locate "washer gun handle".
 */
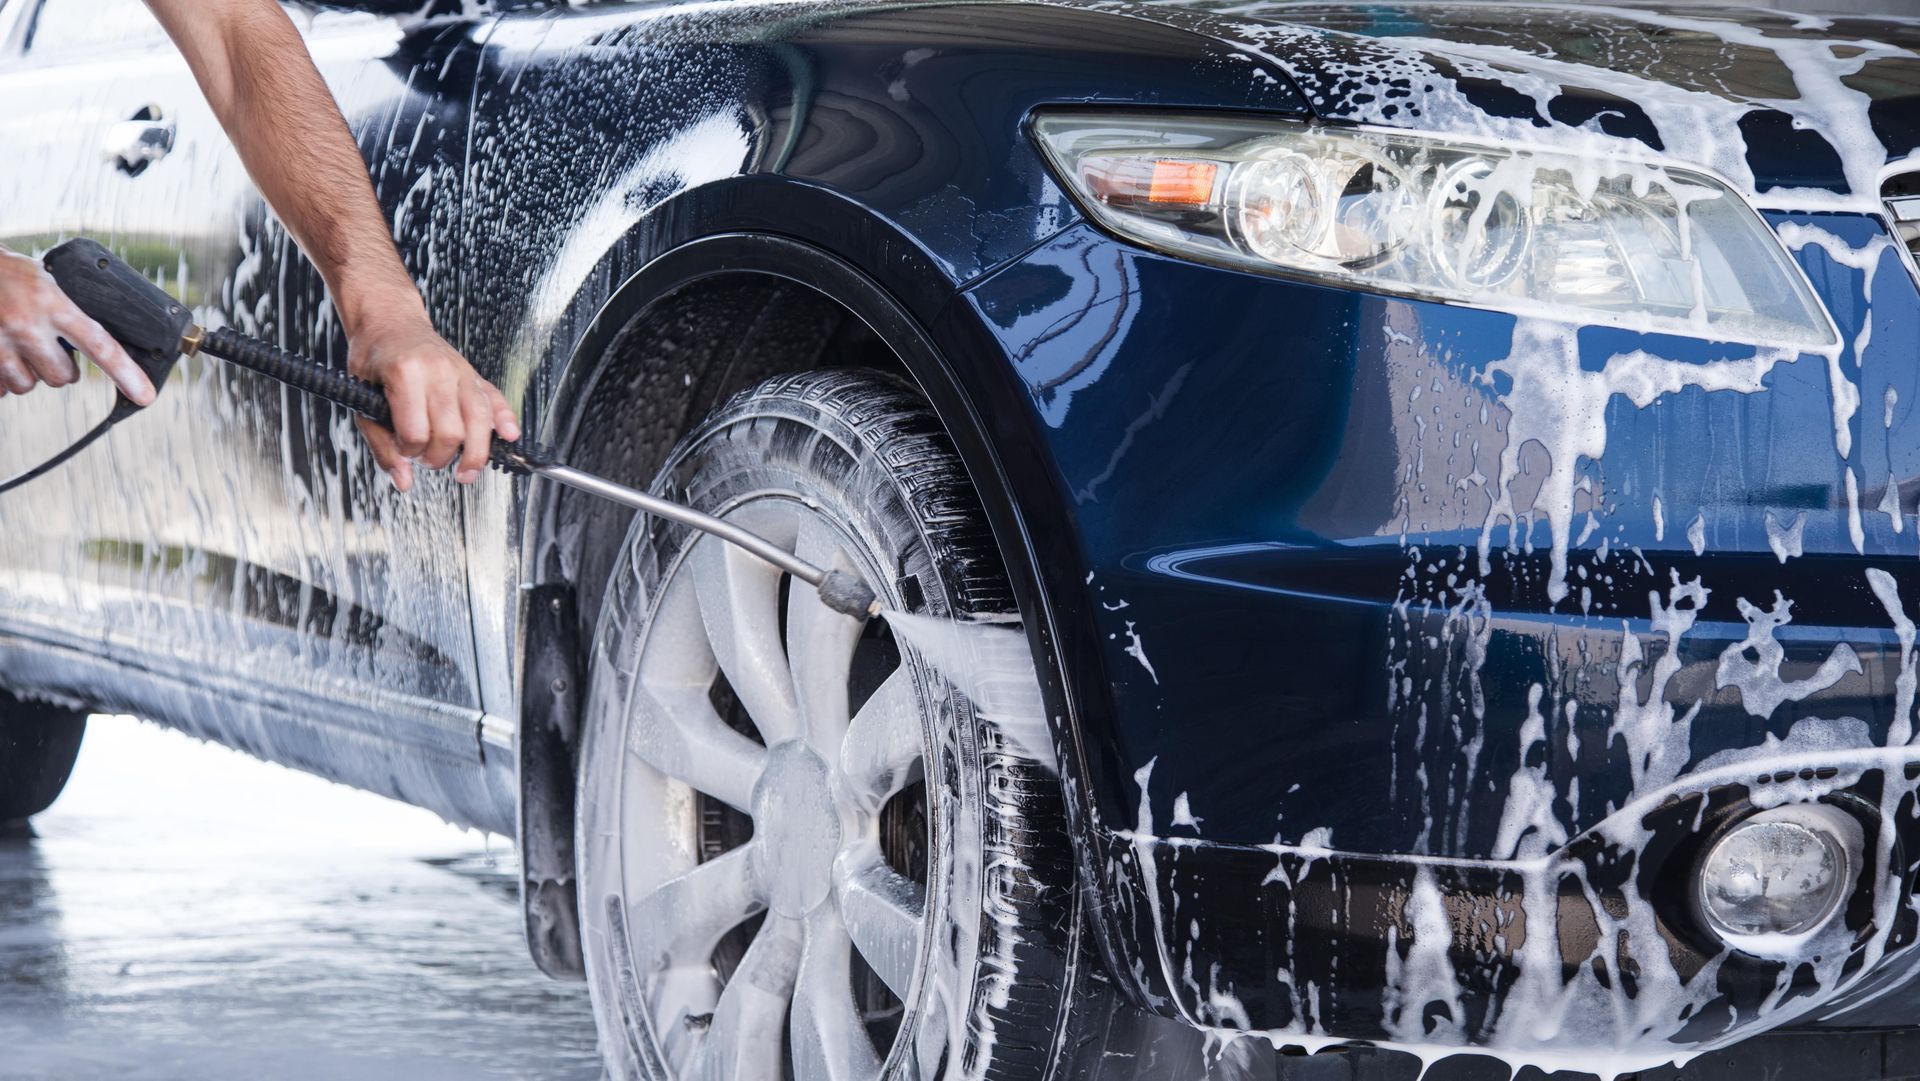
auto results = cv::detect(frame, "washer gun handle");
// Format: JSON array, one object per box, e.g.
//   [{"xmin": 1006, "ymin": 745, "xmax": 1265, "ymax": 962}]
[
  {"xmin": 43, "ymin": 238, "xmax": 192, "ymax": 421},
  {"xmin": 45, "ymin": 239, "xmax": 881, "ymax": 619},
  {"xmin": 0, "ymin": 239, "xmax": 191, "ymax": 497}
]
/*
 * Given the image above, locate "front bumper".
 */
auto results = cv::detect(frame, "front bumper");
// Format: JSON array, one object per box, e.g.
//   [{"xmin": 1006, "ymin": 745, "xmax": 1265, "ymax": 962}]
[
  {"xmin": 1101, "ymin": 751, "xmax": 1920, "ymax": 1053},
  {"xmin": 957, "ymin": 215, "xmax": 1920, "ymax": 1054}
]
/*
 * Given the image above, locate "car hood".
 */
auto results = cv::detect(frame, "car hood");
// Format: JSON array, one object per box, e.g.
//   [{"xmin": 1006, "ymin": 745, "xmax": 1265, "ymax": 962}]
[{"xmin": 1091, "ymin": 1, "xmax": 1920, "ymax": 209}]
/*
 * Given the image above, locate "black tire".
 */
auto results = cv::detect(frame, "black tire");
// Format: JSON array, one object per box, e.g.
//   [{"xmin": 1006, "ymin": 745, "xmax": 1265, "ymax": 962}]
[
  {"xmin": 577, "ymin": 369, "xmax": 1078, "ymax": 1081},
  {"xmin": 0, "ymin": 691, "xmax": 87, "ymax": 822}
]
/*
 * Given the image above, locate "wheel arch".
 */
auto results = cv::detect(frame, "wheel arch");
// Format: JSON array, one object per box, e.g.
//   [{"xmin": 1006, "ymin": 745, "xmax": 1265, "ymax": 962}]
[{"xmin": 511, "ymin": 227, "xmax": 1102, "ymax": 993}]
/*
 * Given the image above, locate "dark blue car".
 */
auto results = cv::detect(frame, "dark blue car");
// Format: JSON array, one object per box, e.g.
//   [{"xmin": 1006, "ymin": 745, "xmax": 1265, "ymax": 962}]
[{"xmin": 4, "ymin": 0, "xmax": 1920, "ymax": 1076}]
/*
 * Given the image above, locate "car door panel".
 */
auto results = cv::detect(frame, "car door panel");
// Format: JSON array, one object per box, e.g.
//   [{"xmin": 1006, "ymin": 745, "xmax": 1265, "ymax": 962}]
[{"xmin": 0, "ymin": 0, "xmax": 506, "ymax": 831}]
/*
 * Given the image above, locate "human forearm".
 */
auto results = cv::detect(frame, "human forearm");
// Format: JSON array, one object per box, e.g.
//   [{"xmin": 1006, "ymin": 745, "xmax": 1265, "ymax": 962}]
[
  {"xmin": 143, "ymin": 0, "xmax": 518, "ymax": 490},
  {"xmin": 144, "ymin": 0, "xmax": 417, "ymax": 335}
]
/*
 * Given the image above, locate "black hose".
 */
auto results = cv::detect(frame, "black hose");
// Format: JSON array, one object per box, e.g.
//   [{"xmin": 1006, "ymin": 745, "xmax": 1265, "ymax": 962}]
[{"xmin": 0, "ymin": 412, "xmax": 121, "ymax": 496}]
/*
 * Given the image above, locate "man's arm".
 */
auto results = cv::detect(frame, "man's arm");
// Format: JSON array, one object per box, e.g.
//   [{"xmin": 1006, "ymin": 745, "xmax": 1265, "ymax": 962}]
[{"xmin": 144, "ymin": 0, "xmax": 518, "ymax": 490}]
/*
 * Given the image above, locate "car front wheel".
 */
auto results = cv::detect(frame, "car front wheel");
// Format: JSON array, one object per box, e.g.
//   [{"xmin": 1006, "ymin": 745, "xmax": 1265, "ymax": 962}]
[{"xmin": 576, "ymin": 369, "xmax": 1077, "ymax": 1081}]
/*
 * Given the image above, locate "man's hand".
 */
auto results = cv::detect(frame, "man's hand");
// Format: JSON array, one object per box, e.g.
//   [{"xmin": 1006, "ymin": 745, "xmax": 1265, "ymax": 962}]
[
  {"xmin": 0, "ymin": 246, "xmax": 155, "ymax": 405},
  {"xmin": 348, "ymin": 310, "xmax": 521, "ymax": 493}
]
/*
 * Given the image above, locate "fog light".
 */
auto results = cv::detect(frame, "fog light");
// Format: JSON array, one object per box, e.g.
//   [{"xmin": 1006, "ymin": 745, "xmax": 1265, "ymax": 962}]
[{"xmin": 1695, "ymin": 804, "xmax": 1861, "ymax": 954}]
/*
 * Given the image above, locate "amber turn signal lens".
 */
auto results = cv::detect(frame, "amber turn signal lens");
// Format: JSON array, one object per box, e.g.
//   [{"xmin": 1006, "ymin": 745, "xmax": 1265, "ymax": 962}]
[
  {"xmin": 1146, "ymin": 160, "xmax": 1218, "ymax": 205},
  {"xmin": 1080, "ymin": 156, "xmax": 1218, "ymax": 207}
]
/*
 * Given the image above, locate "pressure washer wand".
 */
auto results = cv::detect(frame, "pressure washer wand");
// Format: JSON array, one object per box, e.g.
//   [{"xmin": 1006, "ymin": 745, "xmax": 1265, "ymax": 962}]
[{"xmin": 36, "ymin": 238, "xmax": 880, "ymax": 621}]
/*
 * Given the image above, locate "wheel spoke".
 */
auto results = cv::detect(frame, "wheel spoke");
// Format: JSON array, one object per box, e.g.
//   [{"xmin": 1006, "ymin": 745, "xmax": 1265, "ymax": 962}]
[
  {"xmin": 693, "ymin": 533, "xmax": 801, "ymax": 746},
  {"xmin": 627, "ymin": 845, "xmax": 765, "ymax": 976},
  {"xmin": 837, "ymin": 844, "xmax": 926, "ymax": 1001},
  {"xmin": 630, "ymin": 682, "xmax": 766, "ymax": 813},
  {"xmin": 791, "ymin": 906, "xmax": 885, "ymax": 1081},
  {"xmin": 839, "ymin": 668, "xmax": 923, "ymax": 811},
  {"xmin": 631, "ymin": 571, "xmax": 767, "ymax": 812},
  {"xmin": 689, "ymin": 913, "xmax": 805, "ymax": 1081},
  {"xmin": 787, "ymin": 515, "xmax": 866, "ymax": 750}
]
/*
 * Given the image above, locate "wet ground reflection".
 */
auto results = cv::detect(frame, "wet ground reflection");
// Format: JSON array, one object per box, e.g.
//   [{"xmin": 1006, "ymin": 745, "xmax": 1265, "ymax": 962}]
[
  {"xmin": 7, "ymin": 718, "xmax": 1919, "ymax": 1081},
  {"xmin": 0, "ymin": 716, "xmax": 600, "ymax": 1081}
]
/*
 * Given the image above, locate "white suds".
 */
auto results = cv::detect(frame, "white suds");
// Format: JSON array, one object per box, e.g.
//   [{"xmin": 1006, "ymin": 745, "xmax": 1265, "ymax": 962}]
[
  {"xmin": 1764, "ymin": 510, "xmax": 1807, "ymax": 563},
  {"xmin": 1847, "ymin": 469, "xmax": 1866, "ymax": 553},
  {"xmin": 1714, "ymin": 593, "xmax": 1863, "ymax": 719},
  {"xmin": 1869, "ymin": 569, "xmax": 1918, "ymax": 746},
  {"xmin": 1777, "ymin": 223, "xmax": 1894, "ymax": 461},
  {"xmin": 1171, "ymin": 792, "xmax": 1203, "ymax": 829},
  {"xmin": 1123, "ymin": 621, "xmax": 1160, "ymax": 684},
  {"xmin": 1480, "ymin": 319, "xmax": 1793, "ymax": 604},
  {"xmin": 1492, "ymin": 684, "xmax": 1566, "ymax": 860}
]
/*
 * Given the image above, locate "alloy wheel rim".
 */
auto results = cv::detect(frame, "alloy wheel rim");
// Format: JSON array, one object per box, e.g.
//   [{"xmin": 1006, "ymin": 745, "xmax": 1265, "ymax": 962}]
[{"xmin": 617, "ymin": 497, "xmax": 942, "ymax": 1081}]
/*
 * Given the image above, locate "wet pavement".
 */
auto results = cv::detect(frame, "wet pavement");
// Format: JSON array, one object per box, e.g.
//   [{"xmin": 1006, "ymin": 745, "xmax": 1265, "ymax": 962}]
[
  {"xmin": 7, "ymin": 717, "xmax": 1920, "ymax": 1081},
  {"xmin": 0, "ymin": 715, "xmax": 601, "ymax": 1081}
]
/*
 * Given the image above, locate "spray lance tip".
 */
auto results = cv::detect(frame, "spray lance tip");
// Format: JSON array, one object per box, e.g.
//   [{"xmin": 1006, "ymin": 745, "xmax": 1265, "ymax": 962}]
[{"xmin": 817, "ymin": 569, "xmax": 882, "ymax": 620}]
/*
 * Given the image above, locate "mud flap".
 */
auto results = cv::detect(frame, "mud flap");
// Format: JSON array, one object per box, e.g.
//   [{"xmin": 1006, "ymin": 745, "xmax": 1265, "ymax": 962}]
[{"xmin": 520, "ymin": 583, "xmax": 586, "ymax": 979}]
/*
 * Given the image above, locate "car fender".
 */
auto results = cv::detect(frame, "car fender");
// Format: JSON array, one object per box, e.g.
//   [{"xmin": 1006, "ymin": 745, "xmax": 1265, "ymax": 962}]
[{"xmin": 502, "ymin": 201, "xmax": 1128, "ymax": 982}]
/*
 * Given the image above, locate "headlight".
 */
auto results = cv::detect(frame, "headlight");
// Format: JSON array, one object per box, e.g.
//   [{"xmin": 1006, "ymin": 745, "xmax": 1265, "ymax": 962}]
[{"xmin": 1032, "ymin": 112, "xmax": 1837, "ymax": 348}]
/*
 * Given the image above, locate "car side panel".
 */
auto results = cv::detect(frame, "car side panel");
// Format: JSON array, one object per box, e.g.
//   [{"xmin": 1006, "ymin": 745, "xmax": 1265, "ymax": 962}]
[{"xmin": 0, "ymin": 5, "xmax": 507, "ymax": 833}]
